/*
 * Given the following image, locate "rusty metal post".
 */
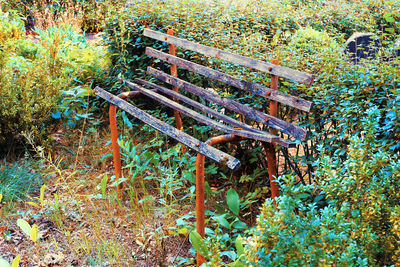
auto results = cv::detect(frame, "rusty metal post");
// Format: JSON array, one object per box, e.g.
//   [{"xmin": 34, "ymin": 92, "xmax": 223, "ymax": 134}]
[
  {"xmin": 264, "ymin": 59, "xmax": 279, "ymax": 204},
  {"xmin": 109, "ymin": 91, "xmax": 140, "ymax": 196},
  {"xmin": 195, "ymin": 134, "xmax": 241, "ymax": 266},
  {"xmin": 167, "ymin": 29, "xmax": 183, "ymax": 131}
]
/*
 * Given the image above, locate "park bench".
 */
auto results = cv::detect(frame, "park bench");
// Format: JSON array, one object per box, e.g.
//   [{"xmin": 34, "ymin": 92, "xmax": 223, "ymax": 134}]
[{"xmin": 94, "ymin": 28, "xmax": 314, "ymax": 265}]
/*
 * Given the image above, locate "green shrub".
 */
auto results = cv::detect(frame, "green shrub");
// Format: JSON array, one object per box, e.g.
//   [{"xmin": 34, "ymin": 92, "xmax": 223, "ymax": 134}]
[
  {"xmin": 316, "ymin": 106, "xmax": 400, "ymax": 265},
  {"xmin": 243, "ymin": 175, "xmax": 368, "ymax": 266},
  {"xmin": 0, "ymin": 10, "xmax": 109, "ymax": 148}
]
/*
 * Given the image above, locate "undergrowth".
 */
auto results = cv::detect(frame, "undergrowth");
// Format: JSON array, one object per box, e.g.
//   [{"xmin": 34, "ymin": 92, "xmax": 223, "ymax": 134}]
[{"xmin": 0, "ymin": 159, "xmax": 45, "ymax": 202}]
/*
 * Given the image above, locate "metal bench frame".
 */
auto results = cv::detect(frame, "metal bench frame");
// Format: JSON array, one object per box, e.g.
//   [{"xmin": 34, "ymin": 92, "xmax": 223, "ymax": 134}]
[{"xmin": 95, "ymin": 28, "xmax": 314, "ymax": 266}]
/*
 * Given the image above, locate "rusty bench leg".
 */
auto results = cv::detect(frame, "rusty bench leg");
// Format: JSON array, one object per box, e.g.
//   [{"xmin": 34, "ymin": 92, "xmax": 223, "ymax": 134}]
[
  {"xmin": 195, "ymin": 134, "xmax": 241, "ymax": 266},
  {"xmin": 167, "ymin": 29, "xmax": 183, "ymax": 132},
  {"xmin": 263, "ymin": 142, "xmax": 278, "ymax": 204},
  {"xmin": 109, "ymin": 91, "xmax": 140, "ymax": 197},
  {"xmin": 265, "ymin": 59, "xmax": 280, "ymax": 204}
]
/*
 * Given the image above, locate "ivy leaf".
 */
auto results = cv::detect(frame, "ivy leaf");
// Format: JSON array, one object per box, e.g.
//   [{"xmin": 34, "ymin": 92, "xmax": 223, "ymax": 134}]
[
  {"xmin": 189, "ymin": 231, "xmax": 209, "ymax": 258},
  {"xmin": 227, "ymin": 188, "xmax": 240, "ymax": 215}
]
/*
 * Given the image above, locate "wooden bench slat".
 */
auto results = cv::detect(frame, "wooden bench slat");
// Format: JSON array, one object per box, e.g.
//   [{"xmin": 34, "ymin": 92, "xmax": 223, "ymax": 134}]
[
  {"xmin": 122, "ymin": 80, "xmax": 281, "ymax": 144},
  {"xmin": 146, "ymin": 48, "xmax": 313, "ymax": 112},
  {"xmin": 94, "ymin": 86, "xmax": 241, "ymax": 170},
  {"xmin": 133, "ymin": 78, "xmax": 296, "ymax": 148},
  {"xmin": 143, "ymin": 28, "xmax": 314, "ymax": 85},
  {"xmin": 147, "ymin": 67, "xmax": 308, "ymax": 140}
]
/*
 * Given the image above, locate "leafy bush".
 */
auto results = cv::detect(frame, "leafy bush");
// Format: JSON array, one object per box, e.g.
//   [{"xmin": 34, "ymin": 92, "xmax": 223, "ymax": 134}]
[
  {"xmin": 316, "ymin": 107, "xmax": 400, "ymax": 265},
  {"xmin": 243, "ymin": 175, "xmax": 368, "ymax": 266},
  {"xmin": 1, "ymin": 0, "xmax": 123, "ymax": 33},
  {"xmin": 0, "ymin": 10, "xmax": 109, "ymax": 148},
  {"xmin": 0, "ymin": 160, "xmax": 45, "ymax": 202}
]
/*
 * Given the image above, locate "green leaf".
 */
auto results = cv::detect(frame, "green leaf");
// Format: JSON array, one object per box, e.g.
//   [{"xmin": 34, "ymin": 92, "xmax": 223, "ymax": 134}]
[
  {"xmin": 213, "ymin": 214, "xmax": 231, "ymax": 229},
  {"xmin": 11, "ymin": 255, "xmax": 20, "ymax": 267},
  {"xmin": 189, "ymin": 231, "xmax": 209, "ymax": 258},
  {"xmin": 385, "ymin": 27, "xmax": 395, "ymax": 33},
  {"xmin": 101, "ymin": 174, "xmax": 108, "ymax": 196},
  {"xmin": 16, "ymin": 219, "xmax": 31, "ymax": 237},
  {"xmin": 0, "ymin": 193, "xmax": 2, "ymax": 202},
  {"xmin": 30, "ymin": 224, "xmax": 38, "ymax": 242},
  {"xmin": 39, "ymin": 185, "xmax": 46, "ymax": 205},
  {"xmin": 110, "ymin": 177, "xmax": 127, "ymax": 187},
  {"xmin": 177, "ymin": 227, "xmax": 190, "ymax": 235},
  {"xmin": 297, "ymin": 193, "xmax": 310, "ymax": 199},
  {"xmin": 232, "ymin": 220, "xmax": 247, "ymax": 230},
  {"xmin": 227, "ymin": 188, "xmax": 240, "ymax": 215},
  {"xmin": 384, "ymin": 15, "xmax": 395, "ymax": 23},
  {"xmin": 228, "ymin": 259, "xmax": 245, "ymax": 267},
  {"xmin": 0, "ymin": 258, "xmax": 11, "ymax": 267},
  {"xmin": 235, "ymin": 236, "xmax": 244, "ymax": 256},
  {"xmin": 27, "ymin": 202, "xmax": 40, "ymax": 208}
]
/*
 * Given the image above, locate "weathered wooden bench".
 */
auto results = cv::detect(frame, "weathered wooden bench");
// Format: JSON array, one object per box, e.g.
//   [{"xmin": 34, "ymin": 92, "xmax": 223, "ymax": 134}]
[{"xmin": 94, "ymin": 28, "xmax": 314, "ymax": 265}]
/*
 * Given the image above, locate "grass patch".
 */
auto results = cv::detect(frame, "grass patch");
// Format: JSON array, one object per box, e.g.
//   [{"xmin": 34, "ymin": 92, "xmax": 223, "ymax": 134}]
[{"xmin": 0, "ymin": 159, "xmax": 46, "ymax": 202}]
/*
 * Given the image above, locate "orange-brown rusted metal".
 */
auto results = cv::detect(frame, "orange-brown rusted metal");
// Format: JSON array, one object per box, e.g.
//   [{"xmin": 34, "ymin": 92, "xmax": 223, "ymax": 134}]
[
  {"xmin": 109, "ymin": 91, "xmax": 140, "ymax": 196},
  {"xmin": 167, "ymin": 29, "xmax": 183, "ymax": 132},
  {"xmin": 265, "ymin": 59, "xmax": 279, "ymax": 204},
  {"xmin": 195, "ymin": 134, "xmax": 241, "ymax": 266}
]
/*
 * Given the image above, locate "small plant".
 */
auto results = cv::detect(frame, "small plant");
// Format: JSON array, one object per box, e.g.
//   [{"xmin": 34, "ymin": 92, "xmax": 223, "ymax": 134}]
[
  {"xmin": 0, "ymin": 255, "xmax": 20, "ymax": 267},
  {"xmin": 16, "ymin": 218, "xmax": 38, "ymax": 242}
]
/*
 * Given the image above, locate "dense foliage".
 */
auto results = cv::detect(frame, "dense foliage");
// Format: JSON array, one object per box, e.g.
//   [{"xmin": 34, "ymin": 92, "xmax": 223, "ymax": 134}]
[
  {"xmin": 103, "ymin": 0, "xmax": 399, "ymax": 173},
  {"xmin": 0, "ymin": 0, "xmax": 399, "ymax": 265},
  {"xmin": 245, "ymin": 108, "xmax": 400, "ymax": 265},
  {"xmin": 0, "ymin": 10, "xmax": 109, "ymax": 149},
  {"xmin": 100, "ymin": 0, "xmax": 400, "ymax": 265},
  {"xmin": 1, "ymin": 0, "xmax": 119, "ymax": 32},
  {"xmin": 244, "ymin": 176, "xmax": 368, "ymax": 266}
]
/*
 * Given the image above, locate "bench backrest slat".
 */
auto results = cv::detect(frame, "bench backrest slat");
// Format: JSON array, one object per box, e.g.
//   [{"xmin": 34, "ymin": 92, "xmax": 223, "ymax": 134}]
[
  {"xmin": 146, "ymin": 48, "xmax": 313, "ymax": 112},
  {"xmin": 134, "ymin": 78, "xmax": 295, "ymax": 148},
  {"xmin": 144, "ymin": 28, "xmax": 314, "ymax": 85},
  {"xmin": 122, "ymin": 79, "xmax": 281, "ymax": 144},
  {"xmin": 147, "ymin": 67, "xmax": 307, "ymax": 140},
  {"xmin": 95, "ymin": 86, "xmax": 241, "ymax": 170}
]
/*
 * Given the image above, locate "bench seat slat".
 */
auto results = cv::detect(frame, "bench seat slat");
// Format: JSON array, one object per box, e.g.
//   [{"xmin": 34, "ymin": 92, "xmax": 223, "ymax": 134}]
[
  {"xmin": 147, "ymin": 67, "xmax": 308, "ymax": 140},
  {"xmin": 94, "ymin": 86, "xmax": 241, "ymax": 170},
  {"xmin": 146, "ymin": 48, "xmax": 312, "ymax": 112},
  {"xmin": 122, "ymin": 80, "xmax": 281, "ymax": 144},
  {"xmin": 133, "ymin": 78, "xmax": 295, "ymax": 148},
  {"xmin": 143, "ymin": 28, "xmax": 314, "ymax": 85}
]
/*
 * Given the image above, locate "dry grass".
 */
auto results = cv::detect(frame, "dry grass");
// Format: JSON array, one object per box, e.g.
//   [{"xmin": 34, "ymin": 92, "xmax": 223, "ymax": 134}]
[
  {"xmin": 0, "ymin": 125, "xmax": 194, "ymax": 266},
  {"xmin": 30, "ymin": 0, "xmax": 83, "ymax": 32}
]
